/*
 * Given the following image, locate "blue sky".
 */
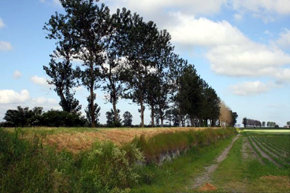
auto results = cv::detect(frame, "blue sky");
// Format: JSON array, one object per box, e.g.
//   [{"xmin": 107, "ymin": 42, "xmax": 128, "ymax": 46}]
[{"xmin": 0, "ymin": 0, "xmax": 290, "ymax": 126}]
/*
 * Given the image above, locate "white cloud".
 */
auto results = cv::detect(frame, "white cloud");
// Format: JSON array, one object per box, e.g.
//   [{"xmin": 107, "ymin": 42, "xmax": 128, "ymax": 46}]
[
  {"xmin": 0, "ymin": 41, "xmax": 12, "ymax": 51},
  {"xmin": 108, "ymin": 0, "xmax": 227, "ymax": 16},
  {"xmin": 276, "ymin": 29, "xmax": 290, "ymax": 49},
  {"xmin": 32, "ymin": 97, "xmax": 58, "ymax": 105},
  {"xmin": 13, "ymin": 70, "xmax": 22, "ymax": 79},
  {"xmin": 207, "ymin": 44, "xmax": 290, "ymax": 77},
  {"xmin": 31, "ymin": 76, "xmax": 50, "ymax": 87},
  {"xmin": 0, "ymin": 95, "xmax": 61, "ymax": 120},
  {"xmin": 168, "ymin": 13, "xmax": 290, "ymax": 82},
  {"xmin": 53, "ymin": 0, "xmax": 61, "ymax": 6},
  {"xmin": 0, "ymin": 89, "xmax": 30, "ymax": 104},
  {"xmin": 231, "ymin": 0, "xmax": 290, "ymax": 15},
  {"xmin": 168, "ymin": 13, "xmax": 247, "ymax": 47},
  {"xmin": 234, "ymin": 13, "xmax": 243, "ymax": 20},
  {"xmin": 40, "ymin": 0, "xmax": 61, "ymax": 6},
  {"xmin": 0, "ymin": 18, "xmax": 4, "ymax": 28},
  {"xmin": 274, "ymin": 68, "xmax": 290, "ymax": 83},
  {"xmin": 230, "ymin": 81, "xmax": 272, "ymax": 96}
]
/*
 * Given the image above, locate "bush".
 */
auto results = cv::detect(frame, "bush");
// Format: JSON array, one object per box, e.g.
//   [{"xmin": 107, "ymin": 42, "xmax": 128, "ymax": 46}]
[
  {"xmin": 77, "ymin": 142, "xmax": 143, "ymax": 193},
  {"xmin": 41, "ymin": 110, "xmax": 86, "ymax": 127},
  {"xmin": 2, "ymin": 106, "xmax": 87, "ymax": 127},
  {"xmin": 0, "ymin": 128, "xmax": 69, "ymax": 193},
  {"xmin": 0, "ymin": 128, "xmax": 143, "ymax": 193}
]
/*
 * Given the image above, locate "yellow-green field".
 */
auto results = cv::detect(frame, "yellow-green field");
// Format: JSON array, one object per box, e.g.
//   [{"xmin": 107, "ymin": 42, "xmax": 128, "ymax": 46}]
[
  {"xmin": 4, "ymin": 127, "xmax": 220, "ymax": 153},
  {"xmin": 1, "ymin": 127, "xmax": 289, "ymax": 193}
]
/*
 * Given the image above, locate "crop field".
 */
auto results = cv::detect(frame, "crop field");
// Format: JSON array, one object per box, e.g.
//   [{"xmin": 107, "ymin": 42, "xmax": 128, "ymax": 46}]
[
  {"xmin": 209, "ymin": 129, "xmax": 290, "ymax": 193},
  {"xmin": 248, "ymin": 133, "xmax": 290, "ymax": 167},
  {"xmin": 4, "ymin": 127, "xmax": 220, "ymax": 153},
  {"xmin": 1, "ymin": 127, "xmax": 289, "ymax": 193}
]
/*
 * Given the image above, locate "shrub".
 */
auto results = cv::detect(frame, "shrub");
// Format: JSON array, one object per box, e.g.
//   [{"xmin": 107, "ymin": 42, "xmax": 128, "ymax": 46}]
[
  {"xmin": 41, "ymin": 110, "xmax": 86, "ymax": 127},
  {"xmin": 77, "ymin": 142, "xmax": 143, "ymax": 193},
  {"xmin": 0, "ymin": 129, "xmax": 143, "ymax": 193}
]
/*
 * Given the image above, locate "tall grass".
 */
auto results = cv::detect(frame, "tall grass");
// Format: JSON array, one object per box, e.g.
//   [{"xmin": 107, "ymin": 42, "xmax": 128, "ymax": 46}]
[
  {"xmin": 133, "ymin": 128, "xmax": 236, "ymax": 162},
  {"xmin": 0, "ymin": 127, "xmax": 236, "ymax": 192},
  {"xmin": 0, "ymin": 128, "xmax": 143, "ymax": 193}
]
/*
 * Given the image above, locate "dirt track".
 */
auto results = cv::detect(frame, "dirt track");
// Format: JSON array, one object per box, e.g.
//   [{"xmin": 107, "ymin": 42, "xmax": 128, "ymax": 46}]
[{"xmin": 192, "ymin": 135, "xmax": 240, "ymax": 189}]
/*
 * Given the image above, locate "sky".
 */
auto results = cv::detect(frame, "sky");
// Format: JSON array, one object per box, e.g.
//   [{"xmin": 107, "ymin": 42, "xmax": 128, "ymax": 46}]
[{"xmin": 0, "ymin": 0, "xmax": 290, "ymax": 126}]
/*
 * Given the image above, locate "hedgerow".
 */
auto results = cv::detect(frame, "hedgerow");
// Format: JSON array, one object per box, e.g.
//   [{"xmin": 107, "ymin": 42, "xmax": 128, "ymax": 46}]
[{"xmin": 133, "ymin": 128, "xmax": 236, "ymax": 162}]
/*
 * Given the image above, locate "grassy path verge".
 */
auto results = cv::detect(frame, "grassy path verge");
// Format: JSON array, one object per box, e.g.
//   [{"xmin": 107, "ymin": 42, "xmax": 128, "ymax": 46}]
[
  {"xmin": 191, "ymin": 135, "xmax": 240, "ymax": 190},
  {"xmin": 130, "ymin": 136, "xmax": 235, "ymax": 193}
]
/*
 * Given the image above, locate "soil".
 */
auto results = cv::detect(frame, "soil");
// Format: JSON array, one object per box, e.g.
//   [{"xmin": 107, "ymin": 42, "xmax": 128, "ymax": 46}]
[
  {"xmin": 198, "ymin": 183, "xmax": 217, "ymax": 191},
  {"xmin": 242, "ymin": 137, "xmax": 263, "ymax": 164},
  {"xmin": 192, "ymin": 135, "xmax": 240, "ymax": 190}
]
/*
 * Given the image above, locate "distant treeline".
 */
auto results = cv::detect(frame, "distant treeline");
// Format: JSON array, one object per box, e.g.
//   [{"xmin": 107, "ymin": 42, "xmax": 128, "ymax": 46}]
[
  {"xmin": 242, "ymin": 118, "xmax": 280, "ymax": 128},
  {"xmin": 0, "ymin": 106, "xmax": 135, "ymax": 127},
  {"xmin": 0, "ymin": 105, "xmax": 238, "ymax": 128},
  {"xmin": 37, "ymin": 0, "xmax": 238, "ymax": 128}
]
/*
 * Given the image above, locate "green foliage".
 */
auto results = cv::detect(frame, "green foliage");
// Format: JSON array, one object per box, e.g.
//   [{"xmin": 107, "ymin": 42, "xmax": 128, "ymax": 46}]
[
  {"xmin": 3, "ymin": 107, "xmax": 86, "ymax": 127},
  {"xmin": 106, "ymin": 109, "xmax": 122, "ymax": 127},
  {"xmin": 43, "ymin": 58, "xmax": 81, "ymax": 113},
  {"xmin": 85, "ymin": 95, "xmax": 101, "ymax": 127},
  {"xmin": 133, "ymin": 128, "xmax": 236, "ymax": 162},
  {"xmin": 0, "ymin": 128, "xmax": 73, "ymax": 193},
  {"xmin": 131, "ymin": 136, "xmax": 235, "ymax": 193},
  {"xmin": 212, "ymin": 135, "xmax": 290, "ymax": 193},
  {"xmin": 123, "ymin": 111, "xmax": 133, "ymax": 127},
  {"xmin": 3, "ymin": 106, "xmax": 43, "ymax": 127},
  {"xmin": 78, "ymin": 142, "xmax": 143, "ymax": 193},
  {"xmin": 42, "ymin": 110, "xmax": 86, "ymax": 127},
  {"xmin": 0, "ymin": 128, "xmax": 143, "ymax": 193}
]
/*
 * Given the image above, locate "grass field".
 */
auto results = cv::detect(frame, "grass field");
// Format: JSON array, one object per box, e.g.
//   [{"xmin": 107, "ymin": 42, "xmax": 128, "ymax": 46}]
[
  {"xmin": 1, "ymin": 127, "xmax": 289, "ymax": 192},
  {"xmin": 132, "ymin": 129, "xmax": 290, "ymax": 192}
]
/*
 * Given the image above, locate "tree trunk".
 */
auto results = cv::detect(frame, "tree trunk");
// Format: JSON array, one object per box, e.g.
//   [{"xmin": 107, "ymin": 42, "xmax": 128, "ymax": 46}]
[
  {"xmin": 59, "ymin": 90, "xmax": 68, "ymax": 112},
  {"xmin": 112, "ymin": 94, "xmax": 118, "ymax": 125},
  {"xmin": 181, "ymin": 116, "xmax": 185, "ymax": 127},
  {"xmin": 90, "ymin": 63, "xmax": 95, "ymax": 128},
  {"xmin": 140, "ymin": 100, "xmax": 145, "ymax": 127},
  {"xmin": 160, "ymin": 116, "xmax": 164, "ymax": 127},
  {"xmin": 211, "ymin": 119, "xmax": 214, "ymax": 127},
  {"xmin": 90, "ymin": 86, "xmax": 96, "ymax": 128},
  {"xmin": 205, "ymin": 119, "xmax": 208, "ymax": 127}
]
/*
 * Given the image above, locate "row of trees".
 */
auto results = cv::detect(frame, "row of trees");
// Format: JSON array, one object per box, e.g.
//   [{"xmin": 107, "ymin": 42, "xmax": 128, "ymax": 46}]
[
  {"xmin": 242, "ymin": 118, "xmax": 279, "ymax": 128},
  {"xmin": 43, "ymin": 0, "xmax": 236, "ymax": 128},
  {"xmin": 1, "ymin": 106, "xmax": 134, "ymax": 127}
]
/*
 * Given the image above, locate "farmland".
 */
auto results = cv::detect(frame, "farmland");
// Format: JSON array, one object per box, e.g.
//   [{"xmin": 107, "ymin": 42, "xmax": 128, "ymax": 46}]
[
  {"xmin": 0, "ymin": 127, "xmax": 289, "ymax": 193},
  {"xmin": 211, "ymin": 129, "xmax": 290, "ymax": 193},
  {"xmin": 4, "ymin": 127, "xmax": 221, "ymax": 153}
]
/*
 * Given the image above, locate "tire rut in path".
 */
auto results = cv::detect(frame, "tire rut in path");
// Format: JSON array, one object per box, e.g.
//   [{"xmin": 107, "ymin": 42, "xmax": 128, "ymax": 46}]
[
  {"xmin": 192, "ymin": 135, "xmax": 240, "ymax": 189},
  {"xmin": 242, "ymin": 137, "xmax": 263, "ymax": 164}
]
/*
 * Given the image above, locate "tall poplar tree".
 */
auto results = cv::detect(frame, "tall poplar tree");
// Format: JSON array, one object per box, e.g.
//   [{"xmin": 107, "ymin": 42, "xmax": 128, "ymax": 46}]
[
  {"xmin": 121, "ymin": 14, "xmax": 159, "ymax": 127},
  {"xmin": 43, "ymin": 10, "xmax": 81, "ymax": 113},
  {"xmin": 45, "ymin": 0, "xmax": 111, "ymax": 127}
]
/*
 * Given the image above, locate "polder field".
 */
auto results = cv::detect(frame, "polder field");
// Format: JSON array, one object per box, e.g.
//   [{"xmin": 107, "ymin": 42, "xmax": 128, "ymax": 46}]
[{"xmin": 0, "ymin": 127, "xmax": 289, "ymax": 193}]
